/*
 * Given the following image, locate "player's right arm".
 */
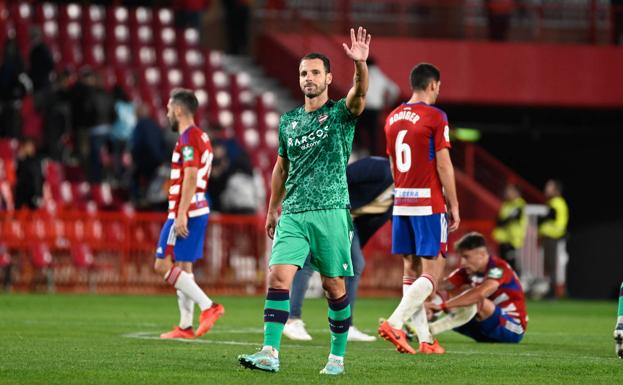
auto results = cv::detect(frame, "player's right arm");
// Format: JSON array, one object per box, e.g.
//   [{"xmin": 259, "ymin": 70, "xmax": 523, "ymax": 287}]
[
  {"xmin": 436, "ymin": 148, "xmax": 460, "ymax": 232},
  {"xmin": 266, "ymin": 155, "xmax": 289, "ymax": 239},
  {"xmin": 440, "ymin": 279, "xmax": 499, "ymax": 310}
]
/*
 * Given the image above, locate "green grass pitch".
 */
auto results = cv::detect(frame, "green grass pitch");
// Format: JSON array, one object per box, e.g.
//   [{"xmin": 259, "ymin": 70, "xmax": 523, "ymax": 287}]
[{"xmin": 0, "ymin": 294, "xmax": 619, "ymax": 385}]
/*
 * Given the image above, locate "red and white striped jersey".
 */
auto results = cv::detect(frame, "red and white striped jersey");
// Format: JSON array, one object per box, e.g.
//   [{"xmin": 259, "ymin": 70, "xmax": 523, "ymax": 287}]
[
  {"xmin": 384, "ymin": 102, "xmax": 451, "ymax": 216},
  {"xmin": 447, "ymin": 255, "xmax": 528, "ymax": 331},
  {"xmin": 167, "ymin": 126, "xmax": 213, "ymax": 219}
]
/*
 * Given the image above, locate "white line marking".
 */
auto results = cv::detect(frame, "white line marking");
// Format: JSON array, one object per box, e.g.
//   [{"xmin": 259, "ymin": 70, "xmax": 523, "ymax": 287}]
[
  {"xmin": 122, "ymin": 331, "xmax": 612, "ymax": 361},
  {"xmin": 122, "ymin": 332, "xmax": 323, "ymax": 349}
]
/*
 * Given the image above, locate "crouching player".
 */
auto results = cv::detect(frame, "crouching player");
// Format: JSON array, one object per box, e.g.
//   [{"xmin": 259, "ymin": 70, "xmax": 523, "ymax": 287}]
[{"xmin": 427, "ymin": 232, "xmax": 527, "ymax": 343}]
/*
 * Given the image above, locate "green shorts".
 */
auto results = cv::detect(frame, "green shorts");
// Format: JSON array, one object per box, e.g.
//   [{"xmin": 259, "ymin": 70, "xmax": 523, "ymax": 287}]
[{"xmin": 270, "ymin": 208, "xmax": 354, "ymax": 278}]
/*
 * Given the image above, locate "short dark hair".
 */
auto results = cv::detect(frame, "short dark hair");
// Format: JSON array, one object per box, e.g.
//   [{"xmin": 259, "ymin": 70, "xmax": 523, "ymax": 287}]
[
  {"xmin": 170, "ymin": 88, "xmax": 198, "ymax": 114},
  {"xmin": 300, "ymin": 52, "xmax": 331, "ymax": 73},
  {"xmin": 410, "ymin": 63, "xmax": 440, "ymax": 91},
  {"xmin": 455, "ymin": 232, "xmax": 487, "ymax": 252}
]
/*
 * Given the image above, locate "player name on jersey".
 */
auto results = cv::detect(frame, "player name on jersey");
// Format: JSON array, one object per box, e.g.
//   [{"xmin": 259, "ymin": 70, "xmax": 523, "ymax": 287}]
[{"xmin": 388, "ymin": 110, "xmax": 420, "ymax": 126}]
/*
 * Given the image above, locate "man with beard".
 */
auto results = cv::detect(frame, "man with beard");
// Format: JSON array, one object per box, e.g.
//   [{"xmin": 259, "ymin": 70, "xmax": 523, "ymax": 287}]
[
  {"xmin": 153, "ymin": 88, "xmax": 224, "ymax": 339},
  {"xmin": 238, "ymin": 27, "xmax": 372, "ymax": 375}
]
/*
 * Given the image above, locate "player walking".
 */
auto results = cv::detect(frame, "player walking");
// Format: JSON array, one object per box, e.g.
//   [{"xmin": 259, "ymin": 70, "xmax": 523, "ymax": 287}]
[
  {"xmin": 378, "ymin": 63, "xmax": 459, "ymax": 354},
  {"xmin": 238, "ymin": 27, "xmax": 371, "ymax": 375},
  {"xmin": 154, "ymin": 89, "xmax": 224, "ymax": 339}
]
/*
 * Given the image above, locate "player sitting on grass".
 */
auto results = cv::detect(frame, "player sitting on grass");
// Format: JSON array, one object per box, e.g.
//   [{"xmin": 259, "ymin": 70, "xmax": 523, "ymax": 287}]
[{"xmin": 426, "ymin": 232, "xmax": 527, "ymax": 343}]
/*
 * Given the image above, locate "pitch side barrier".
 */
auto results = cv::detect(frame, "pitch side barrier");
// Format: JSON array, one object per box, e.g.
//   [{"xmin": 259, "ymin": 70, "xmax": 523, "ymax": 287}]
[
  {"xmin": 0, "ymin": 210, "xmax": 266, "ymax": 294},
  {"xmin": 1, "ymin": 209, "xmax": 500, "ymax": 295}
]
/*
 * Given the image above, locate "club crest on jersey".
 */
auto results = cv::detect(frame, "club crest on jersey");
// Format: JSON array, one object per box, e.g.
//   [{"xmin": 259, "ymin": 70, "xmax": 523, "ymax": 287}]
[
  {"xmin": 318, "ymin": 114, "xmax": 328, "ymax": 124},
  {"xmin": 182, "ymin": 146, "xmax": 194, "ymax": 161},
  {"xmin": 488, "ymin": 267, "xmax": 503, "ymax": 279},
  {"xmin": 292, "ymin": 121, "xmax": 298, "ymax": 128}
]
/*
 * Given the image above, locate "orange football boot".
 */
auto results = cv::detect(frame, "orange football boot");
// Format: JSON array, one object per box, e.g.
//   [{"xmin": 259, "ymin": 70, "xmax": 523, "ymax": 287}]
[
  {"xmin": 195, "ymin": 303, "xmax": 225, "ymax": 337},
  {"xmin": 160, "ymin": 326, "xmax": 195, "ymax": 339},
  {"xmin": 378, "ymin": 320, "xmax": 416, "ymax": 354}
]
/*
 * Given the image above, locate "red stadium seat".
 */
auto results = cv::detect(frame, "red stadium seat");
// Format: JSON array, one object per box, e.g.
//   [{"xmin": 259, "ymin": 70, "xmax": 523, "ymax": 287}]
[
  {"xmin": 0, "ymin": 245, "xmax": 10, "ymax": 268},
  {"xmin": 130, "ymin": 6, "xmax": 152, "ymax": 29},
  {"xmin": 71, "ymin": 243, "xmax": 94, "ymax": 269},
  {"xmin": 30, "ymin": 242, "xmax": 52, "ymax": 269},
  {"xmin": 91, "ymin": 183, "xmax": 114, "ymax": 210}
]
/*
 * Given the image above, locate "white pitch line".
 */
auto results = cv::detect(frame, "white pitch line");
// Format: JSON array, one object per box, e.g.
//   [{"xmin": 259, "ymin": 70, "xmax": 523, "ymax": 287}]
[
  {"xmin": 122, "ymin": 331, "xmax": 614, "ymax": 362},
  {"xmin": 122, "ymin": 331, "xmax": 323, "ymax": 349}
]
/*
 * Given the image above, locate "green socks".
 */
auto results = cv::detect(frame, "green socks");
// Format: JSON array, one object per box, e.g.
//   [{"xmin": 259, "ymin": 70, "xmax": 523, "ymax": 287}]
[
  {"xmin": 263, "ymin": 288, "xmax": 290, "ymax": 351},
  {"xmin": 327, "ymin": 294, "xmax": 351, "ymax": 357}
]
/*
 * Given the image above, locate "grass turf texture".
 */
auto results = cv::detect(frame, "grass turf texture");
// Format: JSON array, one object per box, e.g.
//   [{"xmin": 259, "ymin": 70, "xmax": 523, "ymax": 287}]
[{"xmin": 0, "ymin": 294, "xmax": 619, "ymax": 385}]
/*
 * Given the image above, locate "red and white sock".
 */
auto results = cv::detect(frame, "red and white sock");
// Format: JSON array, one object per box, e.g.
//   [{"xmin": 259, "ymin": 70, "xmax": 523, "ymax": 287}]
[
  {"xmin": 165, "ymin": 267, "xmax": 213, "ymax": 311},
  {"xmin": 388, "ymin": 274, "xmax": 436, "ymax": 329}
]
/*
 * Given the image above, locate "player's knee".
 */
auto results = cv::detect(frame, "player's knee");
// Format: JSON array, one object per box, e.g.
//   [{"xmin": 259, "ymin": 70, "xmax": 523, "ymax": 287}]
[
  {"xmin": 322, "ymin": 278, "xmax": 345, "ymax": 298},
  {"xmin": 268, "ymin": 273, "xmax": 290, "ymax": 290}
]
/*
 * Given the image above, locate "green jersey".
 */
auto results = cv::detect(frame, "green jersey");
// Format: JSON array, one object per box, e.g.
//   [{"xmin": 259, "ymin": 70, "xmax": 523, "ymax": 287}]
[{"xmin": 278, "ymin": 98, "xmax": 358, "ymax": 214}]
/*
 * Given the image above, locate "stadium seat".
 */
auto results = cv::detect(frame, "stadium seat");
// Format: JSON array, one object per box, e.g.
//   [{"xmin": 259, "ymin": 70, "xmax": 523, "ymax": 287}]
[
  {"xmin": 30, "ymin": 242, "xmax": 52, "ymax": 270},
  {"xmin": 133, "ymin": 7, "xmax": 153, "ymax": 25},
  {"xmin": 91, "ymin": 183, "xmax": 115, "ymax": 210},
  {"xmin": 265, "ymin": 128, "xmax": 279, "ymax": 149},
  {"xmin": 0, "ymin": 245, "xmax": 10, "ymax": 269},
  {"xmin": 30, "ymin": 242, "xmax": 54, "ymax": 292},
  {"xmin": 71, "ymin": 242, "xmax": 94, "ymax": 269}
]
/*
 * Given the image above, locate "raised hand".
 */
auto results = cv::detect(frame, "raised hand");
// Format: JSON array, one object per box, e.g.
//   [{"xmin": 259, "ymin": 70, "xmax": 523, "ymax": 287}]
[{"xmin": 342, "ymin": 26, "xmax": 371, "ymax": 62}]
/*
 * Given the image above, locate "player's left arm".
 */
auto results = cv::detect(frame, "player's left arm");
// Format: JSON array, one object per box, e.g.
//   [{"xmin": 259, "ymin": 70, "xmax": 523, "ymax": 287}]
[
  {"xmin": 343, "ymin": 26, "xmax": 371, "ymax": 117},
  {"xmin": 442, "ymin": 279, "xmax": 499, "ymax": 310}
]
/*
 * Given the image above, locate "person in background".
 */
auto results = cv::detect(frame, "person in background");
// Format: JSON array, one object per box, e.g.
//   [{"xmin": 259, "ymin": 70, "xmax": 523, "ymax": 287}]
[
  {"xmin": 39, "ymin": 70, "xmax": 74, "ymax": 161},
  {"xmin": 486, "ymin": 0, "xmax": 516, "ymax": 41},
  {"xmin": 356, "ymin": 57, "xmax": 400, "ymax": 155},
  {"xmin": 28, "ymin": 27, "xmax": 54, "ymax": 93},
  {"xmin": 110, "ymin": 86, "xmax": 137, "ymax": 186},
  {"xmin": 174, "ymin": 0, "xmax": 208, "ymax": 30},
  {"xmin": 537, "ymin": 179, "xmax": 569, "ymax": 298},
  {"xmin": 492, "ymin": 183, "xmax": 527, "ymax": 276},
  {"xmin": 85, "ymin": 72, "xmax": 115, "ymax": 183},
  {"xmin": 14, "ymin": 138, "xmax": 43, "ymax": 210},
  {"xmin": 0, "ymin": 36, "xmax": 30, "ymax": 139},
  {"xmin": 130, "ymin": 103, "xmax": 166, "ymax": 206},
  {"xmin": 220, "ymin": 151, "xmax": 265, "ymax": 214},
  {"xmin": 222, "ymin": 0, "xmax": 251, "ymax": 54}
]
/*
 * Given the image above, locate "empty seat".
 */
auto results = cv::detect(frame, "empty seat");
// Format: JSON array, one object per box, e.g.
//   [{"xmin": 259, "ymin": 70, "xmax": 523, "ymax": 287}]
[
  {"xmin": 31, "ymin": 242, "xmax": 52, "ymax": 269},
  {"xmin": 71, "ymin": 243, "xmax": 94, "ymax": 269}
]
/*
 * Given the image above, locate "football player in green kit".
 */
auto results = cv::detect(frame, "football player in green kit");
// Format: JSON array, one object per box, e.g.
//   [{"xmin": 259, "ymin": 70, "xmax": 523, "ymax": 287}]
[{"xmin": 238, "ymin": 26, "xmax": 372, "ymax": 375}]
